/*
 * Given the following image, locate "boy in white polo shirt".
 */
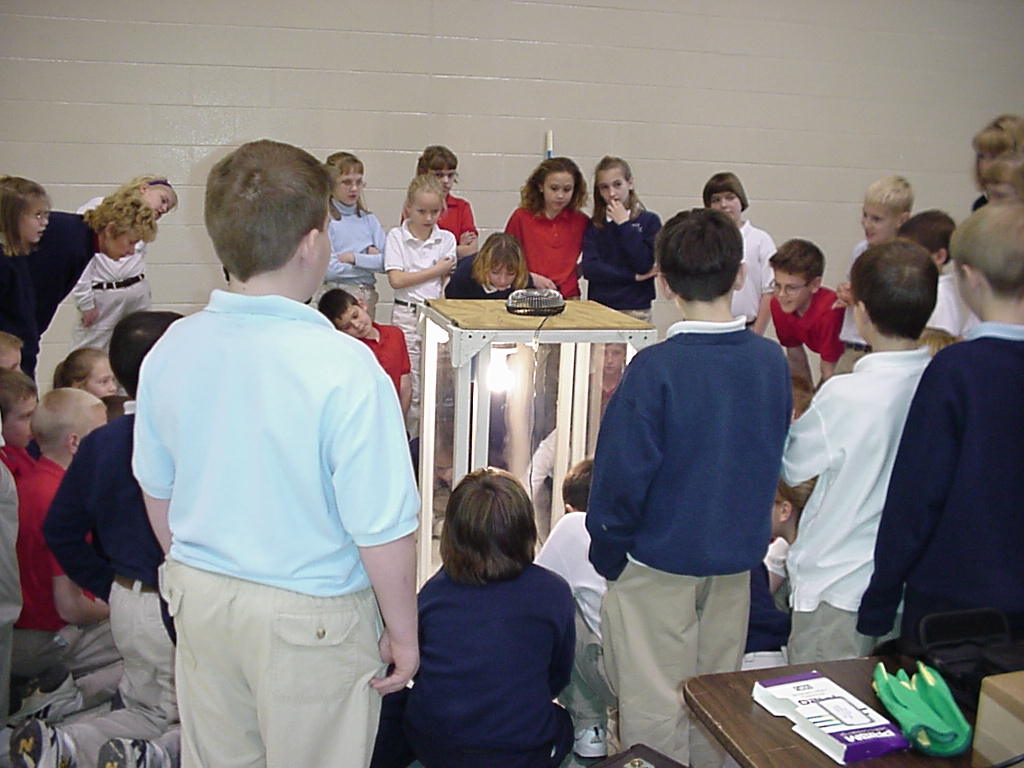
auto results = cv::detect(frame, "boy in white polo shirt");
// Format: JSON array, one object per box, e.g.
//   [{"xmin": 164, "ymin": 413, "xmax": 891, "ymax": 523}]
[
  {"xmin": 132, "ymin": 140, "xmax": 420, "ymax": 767},
  {"xmin": 783, "ymin": 239, "xmax": 937, "ymax": 663}
]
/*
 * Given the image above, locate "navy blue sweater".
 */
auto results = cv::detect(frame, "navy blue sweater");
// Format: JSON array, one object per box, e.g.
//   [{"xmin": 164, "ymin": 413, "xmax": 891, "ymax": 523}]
[
  {"xmin": 0, "ymin": 212, "xmax": 92, "ymax": 377},
  {"xmin": 0, "ymin": 255, "xmax": 38, "ymax": 375},
  {"xmin": 405, "ymin": 565, "xmax": 574, "ymax": 753},
  {"xmin": 746, "ymin": 563, "xmax": 790, "ymax": 653},
  {"xmin": 587, "ymin": 328, "xmax": 791, "ymax": 580},
  {"xmin": 858, "ymin": 336, "xmax": 1024, "ymax": 639},
  {"xmin": 580, "ymin": 210, "xmax": 661, "ymax": 311},
  {"xmin": 44, "ymin": 415, "xmax": 164, "ymax": 600},
  {"xmin": 444, "ymin": 254, "xmax": 533, "ymax": 300}
]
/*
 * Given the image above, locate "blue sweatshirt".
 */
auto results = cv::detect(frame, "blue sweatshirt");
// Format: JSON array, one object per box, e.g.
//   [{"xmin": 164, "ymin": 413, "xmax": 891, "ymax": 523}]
[
  {"xmin": 580, "ymin": 210, "xmax": 661, "ymax": 311},
  {"xmin": 1, "ymin": 212, "xmax": 92, "ymax": 377},
  {"xmin": 324, "ymin": 201, "xmax": 385, "ymax": 285},
  {"xmin": 405, "ymin": 565, "xmax": 574, "ymax": 753},
  {"xmin": 587, "ymin": 321, "xmax": 791, "ymax": 580},
  {"xmin": 857, "ymin": 327, "xmax": 1024, "ymax": 639},
  {"xmin": 44, "ymin": 415, "xmax": 164, "ymax": 599}
]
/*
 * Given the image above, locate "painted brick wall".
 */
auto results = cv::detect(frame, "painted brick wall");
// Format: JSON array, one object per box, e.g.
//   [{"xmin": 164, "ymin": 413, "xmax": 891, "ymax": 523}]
[{"xmin": 1, "ymin": 0, "xmax": 1021, "ymax": 388}]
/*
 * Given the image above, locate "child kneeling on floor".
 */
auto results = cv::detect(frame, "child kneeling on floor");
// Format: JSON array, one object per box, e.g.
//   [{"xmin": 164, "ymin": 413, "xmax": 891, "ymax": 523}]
[
  {"xmin": 535, "ymin": 459, "xmax": 616, "ymax": 759},
  {"xmin": 373, "ymin": 468, "xmax": 575, "ymax": 768}
]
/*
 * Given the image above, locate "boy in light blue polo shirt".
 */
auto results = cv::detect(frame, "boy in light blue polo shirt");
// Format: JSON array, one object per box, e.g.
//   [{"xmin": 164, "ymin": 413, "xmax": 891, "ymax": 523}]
[{"xmin": 132, "ymin": 140, "xmax": 420, "ymax": 767}]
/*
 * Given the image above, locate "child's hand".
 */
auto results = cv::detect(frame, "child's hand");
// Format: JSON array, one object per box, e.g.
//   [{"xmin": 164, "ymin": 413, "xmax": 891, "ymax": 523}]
[
  {"xmin": 530, "ymin": 272, "xmax": 558, "ymax": 291},
  {"xmin": 636, "ymin": 266, "xmax": 659, "ymax": 281},
  {"xmin": 370, "ymin": 627, "xmax": 419, "ymax": 695},
  {"xmin": 833, "ymin": 281, "xmax": 852, "ymax": 308},
  {"xmin": 365, "ymin": 246, "xmax": 381, "ymax": 255},
  {"xmin": 80, "ymin": 308, "xmax": 100, "ymax": 327},
  {"xmin": 459, "ymin": 231, "xmax": 478, "ymax": 246},
  {"xmin": 435, "ymin": 255, "xmax": 456, "ymax": 276},
  {"xmin": 607, "ymin": 198, "xmax": 630, "ymax": 225},
  {"xmin": 335, "ymin": 252, "xmax": 356, "ymax": 264}
]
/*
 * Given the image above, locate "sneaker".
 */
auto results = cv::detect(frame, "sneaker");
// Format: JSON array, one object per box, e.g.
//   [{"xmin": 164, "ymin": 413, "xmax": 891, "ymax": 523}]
[
  {"xmin": 573, "ymin": 724, "xmax": 607, "ymax": 758},
  {"xmin": 6, "ymin": 670, "xmax": 83, "ymax": 726},
  {"xmin": 97, "ymin": 738, "xmax": 169, "ymax": 768},
  {"xmin": 10, "ymin": 718, "xmax": 77, "ymax": 768}
]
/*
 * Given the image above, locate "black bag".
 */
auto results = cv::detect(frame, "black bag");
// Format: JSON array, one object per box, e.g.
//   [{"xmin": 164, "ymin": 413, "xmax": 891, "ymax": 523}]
[
  {"xmin": 875, "ymin": 608, "xmax": 1024, "ymax": 713},
  {"xmin": 919, "ymin": 608, "xmax": 1024, "ymax": 710}
]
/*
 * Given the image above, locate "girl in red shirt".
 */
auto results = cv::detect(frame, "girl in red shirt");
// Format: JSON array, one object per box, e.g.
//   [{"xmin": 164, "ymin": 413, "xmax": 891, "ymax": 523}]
[
  {"xmin": 505, "ymin": 157, "xmax": 589, "ymax": 298},
  {"xmin": 416, "ymin": 145, "xmax": 479, "ymax": 260}
]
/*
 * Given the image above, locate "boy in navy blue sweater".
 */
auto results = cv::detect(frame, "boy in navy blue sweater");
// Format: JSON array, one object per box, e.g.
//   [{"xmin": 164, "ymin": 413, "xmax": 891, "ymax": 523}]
[
  {"xmin": 18, "ymin": 311, "xmax": 183, "ymax": 768},
  {"xmin": 858, "ymin": 200, "xmax": 1024, "ymax": 643},
  {"xmin": 587, "ymin": 208, "xmax": 791, "ymax": 766}
]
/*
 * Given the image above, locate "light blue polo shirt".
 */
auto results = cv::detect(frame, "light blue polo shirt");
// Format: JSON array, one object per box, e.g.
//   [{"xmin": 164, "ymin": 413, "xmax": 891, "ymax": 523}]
[{"xmin": 132, "ymin": 289, "xmax": 419, "ymax": 596}]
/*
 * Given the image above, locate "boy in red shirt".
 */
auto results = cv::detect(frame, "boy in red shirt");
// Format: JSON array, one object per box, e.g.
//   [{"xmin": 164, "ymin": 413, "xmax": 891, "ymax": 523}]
[
  {"xmin": 318, "ymin": 288, "xmax": 412, "ymax": 418},
  {"xmin": 0, "ymin": 369, "xmax": 38, "ymax": 481},
  {"xmin": 769, "ymin": 239, "xmax": 844, "ymax": 384},
  {"xmin": 9, "ymin": 388, "xmax": 119, "ymax": 725}
]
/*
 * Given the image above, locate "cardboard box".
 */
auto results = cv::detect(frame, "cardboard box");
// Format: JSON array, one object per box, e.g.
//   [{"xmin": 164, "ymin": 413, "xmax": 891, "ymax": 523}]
[{"xmin": 972, "ymin": 670, "xmax": 1024, "ymax": 767}]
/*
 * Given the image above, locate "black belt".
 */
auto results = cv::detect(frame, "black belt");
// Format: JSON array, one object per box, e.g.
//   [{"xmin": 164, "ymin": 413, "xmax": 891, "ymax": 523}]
[
  {"xmin": 93, "ymin": 274, "xmax": 145, "ymax": 291},
  {"xmin": 393, "ymin": 299, "xmax": 422, "ymax": 308},
  {"xmin": 844, "ymin": 341, "xmax": 871, "ymax": 352},
  {"xmin": 113, "ymin": 574, "xmax": 158, "ymax": 593}
]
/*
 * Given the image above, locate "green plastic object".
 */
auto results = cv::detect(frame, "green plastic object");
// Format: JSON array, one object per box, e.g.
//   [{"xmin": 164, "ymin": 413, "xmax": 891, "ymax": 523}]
[{"xmin": 872, "ymin": 661, "xmax": 973, "ymax": 757}]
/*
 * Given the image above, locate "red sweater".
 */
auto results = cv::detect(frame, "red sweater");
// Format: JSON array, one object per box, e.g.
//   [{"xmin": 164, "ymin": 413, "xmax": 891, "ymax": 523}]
[
  {"xmin": 505, "ymin": 207, "xmax": 588, "ymax": 298},
  {"xmin": 360, "ymin": 323, "xmax": 411, "ymax": 396},
  {"xmin": 15, "ymin": 457, "xmax": 66, "ymax": 631},
  {"xmin": 439, "ymin": 194, "xmax": 477, "ymax": 243},
  {"xmin": 771, "ymin": 288, "xmax": 845, "ymax": 363}
]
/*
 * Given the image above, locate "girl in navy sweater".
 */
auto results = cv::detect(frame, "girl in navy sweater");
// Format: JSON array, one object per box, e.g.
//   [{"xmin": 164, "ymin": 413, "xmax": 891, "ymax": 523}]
[
  {"xmin": 444, "ymin": 232, "xmax": 532, "ymax": 300},
  {"xmin": 373, "ymin": 468, "xmax": 575, "ymax": 768},
  {"xmin": 581, "ymin": 156, "xmax": 661, "ymax": 320}
]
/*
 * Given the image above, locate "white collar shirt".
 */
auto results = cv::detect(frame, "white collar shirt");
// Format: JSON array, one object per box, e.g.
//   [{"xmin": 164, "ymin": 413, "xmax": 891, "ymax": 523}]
[
  {"xmin": 383, "ymin": 222, "xmax": 456, "ymax": 304},
  {"xmin": 782, "ymin": 346, "xmax": 932, "ymax": 613}
]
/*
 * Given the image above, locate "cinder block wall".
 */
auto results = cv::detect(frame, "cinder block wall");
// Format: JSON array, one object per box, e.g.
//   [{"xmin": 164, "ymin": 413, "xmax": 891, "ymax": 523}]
[{"xmin": 1, "ymin": 0, "xmax": 1021, "ymax": 389}]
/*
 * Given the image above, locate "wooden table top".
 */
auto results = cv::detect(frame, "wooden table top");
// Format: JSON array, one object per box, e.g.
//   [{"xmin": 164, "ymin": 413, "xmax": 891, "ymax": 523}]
[
  {"xmin": 424, "ymin": 298, "xmax": 655, "ymax": 331},
  {"xmin": 683, "ymin": 657, "xmax": 972, "ymax": 768}
]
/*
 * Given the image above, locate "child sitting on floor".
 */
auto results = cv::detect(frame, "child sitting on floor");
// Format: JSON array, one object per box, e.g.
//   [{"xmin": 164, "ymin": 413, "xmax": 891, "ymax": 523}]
[
  {"xmin": 377, "ymin": 468, "xmax": 575, "ymax": 768},
  {"xmin": 9, "ymin": 389, "xmax": 120, "ymax": 727},
  {"xmin": 745, "ymin": 477, "xmax": 816, "ymax": 671},
  {"xmin": 0, "ymin": 369, "xmax": 38, "ymax": 480},
  {"xmin": 535, "ymin": 459, "xmax": 615, "ymax": 760},
  {"xmin": 52, "ymin": 347, "xmax": 119, "ymax": 400},
  {"xmin": 21, "ymin": 311, "xmax": 184, "ymax": 768}
]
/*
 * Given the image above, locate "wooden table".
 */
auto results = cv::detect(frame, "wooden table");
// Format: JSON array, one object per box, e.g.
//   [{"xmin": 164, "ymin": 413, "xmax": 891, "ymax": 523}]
[{"xmin": 683, "ymin": 657, "xmax": 972, "ymax": 767}]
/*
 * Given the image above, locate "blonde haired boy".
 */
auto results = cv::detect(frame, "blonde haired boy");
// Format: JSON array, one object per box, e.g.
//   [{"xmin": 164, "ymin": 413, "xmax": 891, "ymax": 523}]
[
  {"xmin": 133, "ymin": 140, "xmax": 419, "ymax": 767},
  {"xmin": 835, "ymin": 175, "xmax": 913, "ymax": 373},
  {"xmin": 10, "ymin": 389, "xmax": 119, "ymax": 722}
]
